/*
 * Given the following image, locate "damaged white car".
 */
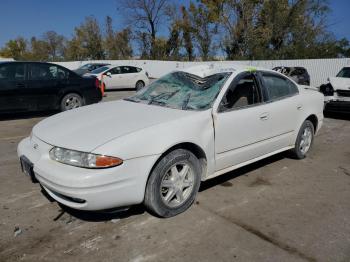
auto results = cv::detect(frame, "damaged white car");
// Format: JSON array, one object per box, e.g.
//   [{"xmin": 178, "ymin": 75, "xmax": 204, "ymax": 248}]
[
  {"xmin": 320, "ymin": 67, "xmax": 350, "ymax": 113},
  {"xmin": 18, "ymin": 65, "xmax": 324, "ymax": 217}
]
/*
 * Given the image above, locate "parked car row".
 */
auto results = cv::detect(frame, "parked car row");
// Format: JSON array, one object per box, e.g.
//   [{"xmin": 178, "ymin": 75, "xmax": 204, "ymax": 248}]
[
  {"xmin": 0, "ymin": 62, "xmax": 151, "ymax": 114},
  {"xmin": 0, "ymin": 61, "xmax": 102, "ymax": 113}
]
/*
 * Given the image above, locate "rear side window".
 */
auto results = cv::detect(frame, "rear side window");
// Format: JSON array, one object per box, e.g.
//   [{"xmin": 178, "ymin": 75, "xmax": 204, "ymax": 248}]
[
  {"xmin": 121, "ymin": 66, "xmax": 138, "ymax": 74},
  {"xmin": 108, "ymin": 67, "xmax": 121, "ymax": 75},
  {"xmin": 262, "ymin": 73, "xmax": 299, "ymax": 101},
  {"xmin": 0, "ymin": 64, "xmax": 25, "ymax": 80},
  {"xmin": 29, "ymin": 64, "xmax": 69, "ymax": 80}
]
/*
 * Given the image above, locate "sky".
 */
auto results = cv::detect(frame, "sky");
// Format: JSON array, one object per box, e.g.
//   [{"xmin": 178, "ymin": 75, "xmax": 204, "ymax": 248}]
[{"xmin": 0, "ymin": 0, "xmax": 349, "ymax": 48}]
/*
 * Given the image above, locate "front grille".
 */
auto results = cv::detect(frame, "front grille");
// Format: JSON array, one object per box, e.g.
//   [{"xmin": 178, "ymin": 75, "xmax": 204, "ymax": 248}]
[{"xmin": 336, "ymin": 90, "xmax": 350, "ymax": 97}]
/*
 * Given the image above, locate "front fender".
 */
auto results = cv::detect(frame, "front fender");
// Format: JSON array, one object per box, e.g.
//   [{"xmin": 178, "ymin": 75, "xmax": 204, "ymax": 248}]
[{"xmin": 92, "ymin": 110, "xmax": 216, "ymax": 177}]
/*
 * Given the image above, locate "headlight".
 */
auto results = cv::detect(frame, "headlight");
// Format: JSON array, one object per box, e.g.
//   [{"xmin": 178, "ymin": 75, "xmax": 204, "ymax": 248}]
[{"xmin": 49, "ymin": 147, "xmax": 123, "ymax": 168}]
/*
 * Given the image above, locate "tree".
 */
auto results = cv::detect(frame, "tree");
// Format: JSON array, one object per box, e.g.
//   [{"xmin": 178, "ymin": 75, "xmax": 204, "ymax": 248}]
[
  {"xmin": 42, "ymin": 31, "xmax": 65, "ymax": 61},
  {"xmin": 66, "ymin": 16, "xmax": 105, "ymax": 60},
  {"xmin": 179, "ymin": 6, "xmax": 194, "ymax": 61},
  {"xmin": 104, "ymin": 16, "xmax": 133, "ymax": 59},
  {"xmin": 189, "ymin": 2, "xmax": 218, "ymax": 60},
  {"xmin": 119, "ymin": 0, "xmax": 171, "ymax": 59},
  {"xmin": 29, "ymin": 37, "xmax": 49, "ymax": 61},
  {"xmin": 0, "ymin": 37, "xmax": 28, "ymax": 60}
]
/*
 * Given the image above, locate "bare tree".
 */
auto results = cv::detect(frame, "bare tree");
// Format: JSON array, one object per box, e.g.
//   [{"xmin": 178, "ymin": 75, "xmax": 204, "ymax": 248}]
[{"xmin": 118, "ymin": 0, "xmax": 170, "ymax": 59}]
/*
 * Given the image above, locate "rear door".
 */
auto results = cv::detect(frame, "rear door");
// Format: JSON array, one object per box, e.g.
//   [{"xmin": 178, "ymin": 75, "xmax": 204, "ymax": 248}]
[
  {"xmin": 26, "ymin": 63, "xmax": 70, "ymax": 110},
  {"xmin": 258, "ymin": 71, "xmax": 302, "ymax": 150},
  {"xmin": 0, "ymin": 63, "xmax": 27, "ymax": 112},
  {"xmin": 120, "ymin": 66, "xmax": 138, "ymax": 87}
]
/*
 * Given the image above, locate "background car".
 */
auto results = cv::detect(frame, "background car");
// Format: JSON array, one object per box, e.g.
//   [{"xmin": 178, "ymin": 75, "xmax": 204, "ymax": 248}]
[
  {"xmin": 86, "ymin": 65, "xmax": 150, "ymax": 91},
  {"xmin": 273, "ymin": 66, "xmax": 310, "ymax": 85},
  {"xmin": 319, "ymin": 67, "xmax": 350, "ymax": 113},
  {"xmin": 73, "ymin": 63, "xmax": 110, "ymax": 76},
  {"xmin": 0, "ymin": 61, "xmax": 102, "ymax": 113}
]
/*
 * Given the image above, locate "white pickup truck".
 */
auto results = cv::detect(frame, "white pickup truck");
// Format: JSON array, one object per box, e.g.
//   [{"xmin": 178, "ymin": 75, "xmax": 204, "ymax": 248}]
[{"xmin": 319, "ymin": 67, "xmax": 350, "ymax": 113}]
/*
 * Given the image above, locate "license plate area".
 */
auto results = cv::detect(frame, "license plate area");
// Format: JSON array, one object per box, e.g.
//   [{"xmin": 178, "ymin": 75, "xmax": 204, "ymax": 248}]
[{"xmin": 20, "ymin": 156, "xmax": 37, "ymax": 183}]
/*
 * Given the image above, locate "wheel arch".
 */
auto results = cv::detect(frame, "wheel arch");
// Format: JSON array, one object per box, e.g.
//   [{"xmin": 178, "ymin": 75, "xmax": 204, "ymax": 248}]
[
  {"xmin": 148, "ymin": 142, "xmax": 208, "ymax": 182},
  {"xmin": 305, "ymin": 114, "xmax": 318, "ymax": 132}
]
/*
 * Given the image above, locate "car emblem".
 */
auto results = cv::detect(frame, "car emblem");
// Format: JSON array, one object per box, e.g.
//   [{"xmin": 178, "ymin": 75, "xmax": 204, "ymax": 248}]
[{"xmin": 33, "ymin": 143, "xmax": 38, "ymax": 149}]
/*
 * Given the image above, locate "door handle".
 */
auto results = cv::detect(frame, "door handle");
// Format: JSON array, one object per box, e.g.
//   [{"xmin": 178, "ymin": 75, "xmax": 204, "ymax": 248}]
[
  {"xmin": 297, "ymin": 104, "xmax": 303, "ymax": 110},
  {"xmin": 259, "ymin": 112, "xmax": 269, "ymax": 120}
]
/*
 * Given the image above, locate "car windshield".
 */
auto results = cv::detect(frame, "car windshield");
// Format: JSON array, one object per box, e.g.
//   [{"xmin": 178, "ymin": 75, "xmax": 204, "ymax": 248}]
[
  {"xmin": 125, "ymin": 71, "xmax": 231, "ymax": 111},
  {"xmin": 336, "ymin": 68, "xmax": 350, "ymax": 78},
  {"xmin": 90, "ymin": 66, "xmax": 109, "ymax": 74},
  {"xmin": 79, "ymin": 64, "xmax": 93, "ymax": 70}
]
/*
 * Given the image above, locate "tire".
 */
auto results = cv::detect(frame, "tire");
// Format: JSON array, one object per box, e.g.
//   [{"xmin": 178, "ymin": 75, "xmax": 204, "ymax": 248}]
[
  {"xmin": 144, "ymin": 149, "xmax": 201, "ymax": 218},
  {"xmin": 290, "ymin": 120, "xmax": 314, "ymax": 159},
  {"xmin": 135, "ymin": 80, "xmax": 145, "ymax": 91},
  {"xmin": 60, "ymin": 93, "xmax": 84, "ymax": 112}
]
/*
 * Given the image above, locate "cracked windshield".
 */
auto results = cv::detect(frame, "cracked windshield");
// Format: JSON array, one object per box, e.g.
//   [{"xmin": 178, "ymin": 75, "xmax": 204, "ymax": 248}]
[{"xmin": 126, "ymin": 71, "xmax": 231, "ymax": 110}]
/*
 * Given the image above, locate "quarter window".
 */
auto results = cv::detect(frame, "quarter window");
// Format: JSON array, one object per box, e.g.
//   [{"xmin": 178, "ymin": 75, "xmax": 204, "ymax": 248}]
[{"xmin": 262, "ymin": 73, "xmax": 298, "ymax": 101}]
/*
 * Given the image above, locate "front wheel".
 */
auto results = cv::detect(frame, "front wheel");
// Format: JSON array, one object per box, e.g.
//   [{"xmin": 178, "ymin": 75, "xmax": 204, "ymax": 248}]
[
  {"xmin": 290, "ymin": 120, "xmax": 314, "ymax": 159},
  {"xmin": 60, "ymin": 93, "xmax": 84, "ymax": 111},
  {"xmin": 144, "ymin": 149, "xmax": 201, "ymax": 218}
]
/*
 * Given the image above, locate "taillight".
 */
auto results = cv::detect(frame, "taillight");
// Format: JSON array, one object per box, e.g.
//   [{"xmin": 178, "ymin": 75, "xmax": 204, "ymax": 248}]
[{"xmin": 95, "ymin": 78, "xmax": 100, "ymax": 89}]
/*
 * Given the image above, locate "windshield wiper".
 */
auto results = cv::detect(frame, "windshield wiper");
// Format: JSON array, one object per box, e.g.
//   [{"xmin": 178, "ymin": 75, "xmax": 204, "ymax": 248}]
[
  {"xmin": 124, "ymin": 97, "xmax": 140, "ymax": 103},
  {"xmin": 148, "ymin": 90, "xmax": 179, "ymax": 105}
]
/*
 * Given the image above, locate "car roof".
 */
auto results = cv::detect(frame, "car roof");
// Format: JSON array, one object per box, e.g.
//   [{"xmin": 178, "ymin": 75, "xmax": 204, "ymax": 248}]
[{"xmin": 181, "ymin": 64, "xmax": 275, "ymax": 78}]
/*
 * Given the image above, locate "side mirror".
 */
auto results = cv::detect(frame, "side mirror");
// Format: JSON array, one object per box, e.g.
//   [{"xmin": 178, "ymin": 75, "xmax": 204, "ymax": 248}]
[{"xmin": 105, "ymin": 72, "xmax": 112, "ymax": 77}]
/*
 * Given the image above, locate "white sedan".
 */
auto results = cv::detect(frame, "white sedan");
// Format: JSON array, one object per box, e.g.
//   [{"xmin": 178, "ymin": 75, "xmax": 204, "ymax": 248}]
[
  {"xmin": 18, "ymin": 65, "xmax": 324, "ymax": 217},
  {"xmin": 85, "ymin": 65, "xmax": 150, "ymax": 90}
]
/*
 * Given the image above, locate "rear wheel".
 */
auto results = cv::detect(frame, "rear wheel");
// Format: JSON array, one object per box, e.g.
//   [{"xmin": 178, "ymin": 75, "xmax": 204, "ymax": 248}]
[
  {"xmin": 144, "ymin": 149, "xmax": 201, "ymax": 218},
  {"xmin": 60, "ymin": 93, "xmax": 84, "ymax": 111},
  {"xmin": 135, "ymin": 80, "xmax": 145, "ymax": 91},
  {"xmin": 290, "ymin": 120, "xmax": 314, "ymax": 159}
]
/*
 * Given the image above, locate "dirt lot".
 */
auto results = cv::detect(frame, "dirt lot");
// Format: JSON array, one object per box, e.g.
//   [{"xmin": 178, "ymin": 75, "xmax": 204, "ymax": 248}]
[{"xmin": 0, "ymin": 90, "xmax": 350, "ymax": 262}]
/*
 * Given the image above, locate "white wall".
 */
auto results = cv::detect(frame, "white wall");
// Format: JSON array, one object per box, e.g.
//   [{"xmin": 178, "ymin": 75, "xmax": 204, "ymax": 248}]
[{"xmin": 55, "ymin": 58, "xmax": 350, "ymax": 87}]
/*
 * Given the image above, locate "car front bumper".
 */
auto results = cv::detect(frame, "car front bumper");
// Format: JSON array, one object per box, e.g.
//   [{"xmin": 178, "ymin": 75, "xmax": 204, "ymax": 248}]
[{"xmin": 17, "ymin": 136, "xmax": 160, "ymax": 210}]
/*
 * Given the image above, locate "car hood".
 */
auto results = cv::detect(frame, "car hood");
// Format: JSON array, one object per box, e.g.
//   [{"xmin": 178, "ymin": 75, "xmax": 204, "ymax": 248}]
[
  {"xmin": 329, "ymin": 77, "xmax": 350, "ymax": 91},
  {"xmin": 33, "ymin": 100, "xmax": 195, "ymax": 152}
]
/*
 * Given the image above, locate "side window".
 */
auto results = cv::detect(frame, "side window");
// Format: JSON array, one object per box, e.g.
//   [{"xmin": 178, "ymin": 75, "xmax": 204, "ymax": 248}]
[
  {"xmin": 109, "ymin": 67, "xmax": 121, "ymax": 75},
  {"xmin": 49, "ymin": 65, "xmax": 69, "ymax": 79},
  {"xmin": 136, "ymin": 67, "xmax": 142, "ymax": 72},
  {"xmin": 121, "ymin": 66, "xmax": 133, "ymax": 74},
  {"xmin": 262, "ymin": 73, "xmax": 298, "ymax": 101},
  {"xmin": 220, "ymin": 74, "xmax": 261, "ymax": 111},
  {"xmin": 0, "ymin": 64, "xmax": 25, "ymax": 81},
  {"xmin": 30, "ymin": 64, "xmax": 68, "ymax": 80}
]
